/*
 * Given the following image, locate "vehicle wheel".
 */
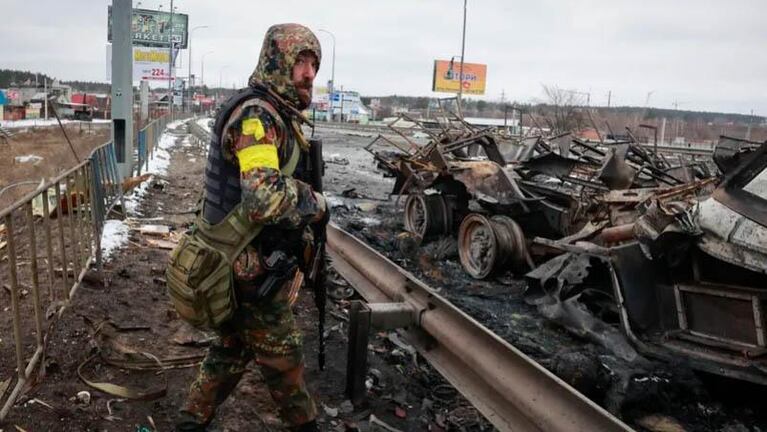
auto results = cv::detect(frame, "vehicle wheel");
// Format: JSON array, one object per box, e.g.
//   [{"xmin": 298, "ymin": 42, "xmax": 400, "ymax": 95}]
[
  {"xmin": 458, "ymin": 213, "xmax": 528, "ymax": 279},
  {"xmin": 404, "ymin": 193, "xmax": 450, "ymax": 238}
]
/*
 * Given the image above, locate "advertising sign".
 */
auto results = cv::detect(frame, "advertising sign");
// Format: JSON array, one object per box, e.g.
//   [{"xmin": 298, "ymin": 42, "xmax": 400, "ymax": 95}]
[
  {"xmin": 4, "ymin": 90, "xmax": 20, "ymax": 104},
  {"xmin": 108, "ymin": 6, "xmax": 189, "ymax": 49},
  {"xmin": 134, "ymin": 47, "xmax": 174, "ymax": 81},
  {"xmin": 432, "ymin": 60, "xmax": 487, "ymax": 95},
  {"xmin": 106, "ymin": 45, "xmax": 175, "ymax": 82}
]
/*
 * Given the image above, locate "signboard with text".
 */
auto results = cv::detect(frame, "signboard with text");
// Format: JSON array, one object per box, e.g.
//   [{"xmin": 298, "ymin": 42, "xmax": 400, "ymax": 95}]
[
  {"xmin": 432, "ymin": 60, "xmax": 487, "ymax": 95},
  {"xmin": 108, "ymin": 6, "xmax": 189, "ymax": 49},
  {"xmin": 106, "ymin": 45, "xmax": 176, "ymax": 82},
  {"xmin": 134, "ymin": 47, "xmax": 174, "ymax": 81}
]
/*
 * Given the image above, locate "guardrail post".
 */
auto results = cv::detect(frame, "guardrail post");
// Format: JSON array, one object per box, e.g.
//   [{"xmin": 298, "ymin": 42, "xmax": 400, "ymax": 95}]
[{"xmin": 346, "ymin": 300, "xmax": 371, "ymax": 406}]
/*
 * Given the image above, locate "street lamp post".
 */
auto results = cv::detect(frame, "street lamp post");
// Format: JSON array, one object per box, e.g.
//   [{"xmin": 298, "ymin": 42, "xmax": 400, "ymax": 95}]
[
  {"xmin": 167, "ymin": 0, "xmax": 174, "ymax": 116},
  {"xmin": 219, "ymin": 65, "xmax": 230, "ymax": 89},
  {"xmin": 201, "ymin": 51, "xmax": 214, "ymax": 88},
  {"xmin": 317, "ymin": 29, "xmax": 336, "ymax": 121},
  {"xmin": 188, "ymin": 25, "xmax": 209, "ymax": 111}
]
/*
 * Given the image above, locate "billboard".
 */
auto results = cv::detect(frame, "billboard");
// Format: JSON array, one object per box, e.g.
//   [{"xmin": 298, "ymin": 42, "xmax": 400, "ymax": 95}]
[
  {"xmin": 432, "ymin": 60, "xmax": 487, "ymax": 95},
  {"xmin": 106, "ymin": 45, "xmax": 176, "ymax": 82},
  {"xmin": 133, "ymin": 47, "xmax": 174, "ymax": 81},
  {"xmin": 108, "ymin": 6, "xmax": 189, "ymax": 49}
]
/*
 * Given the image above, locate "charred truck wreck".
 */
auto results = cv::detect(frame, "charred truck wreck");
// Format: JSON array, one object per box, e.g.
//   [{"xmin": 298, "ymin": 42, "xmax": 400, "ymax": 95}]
[{"xmin": 368, "ymin": 115, "xmax": 767, "ymax": 385}]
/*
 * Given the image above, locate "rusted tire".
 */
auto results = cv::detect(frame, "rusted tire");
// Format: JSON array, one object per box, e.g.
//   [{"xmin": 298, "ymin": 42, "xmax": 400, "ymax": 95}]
[
  {"xmin": 404, "ymin": 194, "xmax": 451, "ymax": 238},
  {"xmin": 458, "ymin": 213, "xmax": 528, "ymax": 279}
]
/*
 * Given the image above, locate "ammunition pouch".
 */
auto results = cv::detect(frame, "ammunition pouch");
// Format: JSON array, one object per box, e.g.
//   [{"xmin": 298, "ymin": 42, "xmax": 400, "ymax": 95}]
[{"xmin": 166, "ymin": 207, "xmax": 264, "ymax": 329}]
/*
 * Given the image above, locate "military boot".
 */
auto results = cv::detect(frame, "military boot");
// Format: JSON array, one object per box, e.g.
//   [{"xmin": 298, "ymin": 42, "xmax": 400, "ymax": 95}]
[
  {"xmin": 175, "ymin": 411, "xmax": 208, "ymax": 432},
  {"xmin": 290, "ymin": 420, "xmax": 319, "ymax": 432},
  {"xmin": 175, "ymin": 421, "xmax": 206, "ymax": 432}
]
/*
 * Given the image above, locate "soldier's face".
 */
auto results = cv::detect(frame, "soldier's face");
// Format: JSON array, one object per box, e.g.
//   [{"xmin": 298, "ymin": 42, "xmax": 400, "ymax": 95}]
[{"xmin": 292, "ymin": 51, "xmax": 318, "ymax": 109}]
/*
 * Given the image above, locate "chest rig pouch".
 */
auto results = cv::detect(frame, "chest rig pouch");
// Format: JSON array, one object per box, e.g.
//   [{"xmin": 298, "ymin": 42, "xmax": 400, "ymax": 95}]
[{"xmin": 166, "ymin": 89, "xmax": 302, "ymax": 329}]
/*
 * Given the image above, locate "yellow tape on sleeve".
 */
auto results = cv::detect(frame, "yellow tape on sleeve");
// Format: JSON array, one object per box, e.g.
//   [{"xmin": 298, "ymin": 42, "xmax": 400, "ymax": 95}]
[
  {"xmin": 237, "ymin": 144, "xmax": 279, "ymax": 172},
  {"xmin": 241, "ymin": 118, "xmax": 266, "ymax": 140}
]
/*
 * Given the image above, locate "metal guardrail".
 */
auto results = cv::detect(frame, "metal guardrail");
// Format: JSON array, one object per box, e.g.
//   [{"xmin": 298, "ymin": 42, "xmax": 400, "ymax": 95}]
[
  {"xmin": 135, "ymin": 113, "xmax": 195, "ymax": 176},
  {"xmin": 188, "ymin": 118, "xmax": 212, "ymax": 146},
  {"xmin": 0, "ymin": 114, "xmax": 181, "ymax": 420},
  {"xmin": 327, "ymin": 224, "xmax": 635, "ymax": 432}
]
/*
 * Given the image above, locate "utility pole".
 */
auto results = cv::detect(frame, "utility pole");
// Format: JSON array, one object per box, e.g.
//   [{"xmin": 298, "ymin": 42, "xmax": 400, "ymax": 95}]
[
  {"xmin": 746, "ymin": 109, "xmax": 754, "ymax": 140},
  {"xmin": 188, "ymin": 25, "xmax": 209, "ymax": 112},
  {"xmin": 457, "ymin": 0, "xmax": 467, "ymax": 117},
  {"xmin": 111, "ymin": 0, "xmax": 134, "ymax": 179},
  {"xmin": 219, "ymin": 65, "xmax": 230, "ymax": 90},
  {"xmin": 201, "ymin": 51, "xmax": 214, "ymax": 88},
  {"xmin": 318, "ymin": 29, "xmax": 336, "ymax": 120},
  {"xmin": 167, "ymin": 0, "xmax": 174, "ymax": 117},
  {"xmin": 607, "ymin": 90, "xmax": 611, "ymax": 108}
]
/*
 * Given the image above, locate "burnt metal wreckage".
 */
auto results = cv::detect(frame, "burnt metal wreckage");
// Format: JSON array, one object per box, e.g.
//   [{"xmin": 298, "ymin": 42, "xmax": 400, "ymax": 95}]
[{"xmin": 367, "ymin": 113, "xmax": 767, "ymax": 385}]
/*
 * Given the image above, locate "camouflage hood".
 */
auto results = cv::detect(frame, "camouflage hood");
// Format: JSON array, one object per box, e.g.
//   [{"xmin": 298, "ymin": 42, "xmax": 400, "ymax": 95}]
[{"xmin": 248, "ymin": 23, "xmax": 321, "ymax": 109}]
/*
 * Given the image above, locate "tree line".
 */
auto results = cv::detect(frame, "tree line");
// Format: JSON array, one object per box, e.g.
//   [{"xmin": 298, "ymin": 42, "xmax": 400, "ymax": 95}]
[{"xmin": 0, "ymin": 69, "xmax": 111, "ymax": 93}]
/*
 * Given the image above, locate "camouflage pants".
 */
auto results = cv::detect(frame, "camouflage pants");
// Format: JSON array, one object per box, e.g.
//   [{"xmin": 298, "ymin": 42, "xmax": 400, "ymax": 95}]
[{"xmin": 181, "ymin": 279, "xmax": 317, "ymax": 427}]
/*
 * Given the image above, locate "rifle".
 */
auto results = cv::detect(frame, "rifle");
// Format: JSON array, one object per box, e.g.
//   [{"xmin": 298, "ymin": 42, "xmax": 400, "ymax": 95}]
[{"xmin": 306, "ymin": 137, "xmax": 327, "ymax": 371}]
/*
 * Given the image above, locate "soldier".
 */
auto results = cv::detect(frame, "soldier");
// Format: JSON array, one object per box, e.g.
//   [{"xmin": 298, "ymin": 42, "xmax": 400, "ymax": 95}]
[{"xmin": 175, "ymin": 23, "xmax": 326, "ymax": 432}]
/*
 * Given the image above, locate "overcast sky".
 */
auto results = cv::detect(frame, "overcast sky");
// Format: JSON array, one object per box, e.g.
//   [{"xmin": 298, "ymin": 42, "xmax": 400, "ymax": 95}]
[{"xmin": 1, "ymin": 0, "xmax": 765, "ymax": 115}]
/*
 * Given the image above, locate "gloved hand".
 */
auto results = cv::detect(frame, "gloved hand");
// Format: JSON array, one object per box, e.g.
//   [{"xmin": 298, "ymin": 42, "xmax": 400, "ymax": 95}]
[{"xmin": 311, "ymin": 191, "xmax": 330, "ymax": 226}]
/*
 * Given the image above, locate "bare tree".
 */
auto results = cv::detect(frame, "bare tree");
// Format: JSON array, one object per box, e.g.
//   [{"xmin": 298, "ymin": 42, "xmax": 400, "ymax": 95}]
[{"xmin": 542, "ymin": 84, "xmax": 586, "ymax": 133}]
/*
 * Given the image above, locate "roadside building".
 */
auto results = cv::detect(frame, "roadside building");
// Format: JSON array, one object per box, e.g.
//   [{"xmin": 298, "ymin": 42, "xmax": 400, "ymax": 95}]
[
  {"xmin": 72, "ymin": 93, "xmax": 111, "ymax": 119},
  {"xmin": 311, "ymin": 88, "xmax": 371, "ymax": 123}
]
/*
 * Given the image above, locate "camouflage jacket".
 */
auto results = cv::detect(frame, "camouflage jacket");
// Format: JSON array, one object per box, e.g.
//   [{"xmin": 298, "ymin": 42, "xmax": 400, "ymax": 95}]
[{"xmin": 221, "ymin": 24, "xmax": 323, "ymax": 281}]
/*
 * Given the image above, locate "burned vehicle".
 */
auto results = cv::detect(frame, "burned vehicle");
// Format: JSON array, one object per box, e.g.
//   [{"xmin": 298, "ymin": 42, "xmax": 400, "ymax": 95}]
[
  {"xmin": 527, "ymin": 136, "xmax": 767, "ymax": 384},
  {"xmin": 368, "ymin": 115, "xmax": 713, "ymax": 279}
]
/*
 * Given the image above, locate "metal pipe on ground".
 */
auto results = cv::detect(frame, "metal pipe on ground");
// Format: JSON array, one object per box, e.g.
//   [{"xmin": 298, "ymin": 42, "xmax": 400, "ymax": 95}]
[{"xmin": 597, "ymin": 223, "xmax": 636, "ymax": 244}]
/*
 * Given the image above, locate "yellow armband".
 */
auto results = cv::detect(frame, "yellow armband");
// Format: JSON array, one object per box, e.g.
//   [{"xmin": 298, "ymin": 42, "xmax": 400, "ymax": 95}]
[
  {"xmin": 237, "ymin": 144, "xmax": 279, "ymax": 172},
  {"xmin": 241, "ymin": 118, "xmax": 266, "ymax": 140}
]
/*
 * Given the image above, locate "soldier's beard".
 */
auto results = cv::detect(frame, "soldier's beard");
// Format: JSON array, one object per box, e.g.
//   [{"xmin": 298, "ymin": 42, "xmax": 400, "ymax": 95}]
[{"xmin": 296, "ymin": 85, "xmax": 312, "ymax": 110}]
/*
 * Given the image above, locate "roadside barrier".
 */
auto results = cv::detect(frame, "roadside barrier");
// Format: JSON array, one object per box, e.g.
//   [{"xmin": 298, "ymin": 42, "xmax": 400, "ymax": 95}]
[
  {"xmin": 135, "ymin": 115, "xmax": 169, "ymax": 176},
  {"xmin": 0, "ymin": 114, "xmax": 183, "ymax": 420}
]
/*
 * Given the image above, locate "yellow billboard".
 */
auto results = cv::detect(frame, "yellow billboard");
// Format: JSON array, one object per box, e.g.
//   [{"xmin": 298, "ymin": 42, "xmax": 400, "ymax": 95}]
[{"xmin": 432, "ymin": 60, "xmax": 487, "ymax": 95}]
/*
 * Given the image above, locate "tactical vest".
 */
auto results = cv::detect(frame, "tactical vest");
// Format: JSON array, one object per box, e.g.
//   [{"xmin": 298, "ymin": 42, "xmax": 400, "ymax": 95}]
[
  {"xmin": 167, "ymin": 86, "xmax": 302, "ymax": 329},
  {"xmin": 203, "ymin": 85, "xmax": 299, "ymax": 225}
]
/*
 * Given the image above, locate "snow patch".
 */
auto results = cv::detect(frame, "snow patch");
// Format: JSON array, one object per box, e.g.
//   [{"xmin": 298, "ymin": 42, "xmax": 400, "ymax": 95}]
[
  {"xmin": 101, "ymin": 219, "xmax": 130, "ymax": 261},
  {"xmin": 325, "ymin": 194, "xmax": 346, "ymax": 209},
  {"xmin": 359, "ymin": 217, "xmax": 382, "ymax": 226},
  {"xmin": 196, "ymin": 117, "xmax": 213, "ymax": 132},
  {"xmin": 124, "ymin": 123, "xmax": 184, "ymax": 216},
  {"xmin": 15, "ymin": 154, "xmax": 43, "ymax": 164},
  {"xmin": 166, "ymin": 118, "xmax": 188, "ymax": 129}
]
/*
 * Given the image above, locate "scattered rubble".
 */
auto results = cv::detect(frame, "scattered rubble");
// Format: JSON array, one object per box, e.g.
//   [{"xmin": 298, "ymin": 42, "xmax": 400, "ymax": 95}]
[
  {"xmin": 368, "ymin": 114, "xmax": 715, "ymax": 279},
  {"xmin": 368, "ymin": 111, "xmax": 767, "ymax": 386}
]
